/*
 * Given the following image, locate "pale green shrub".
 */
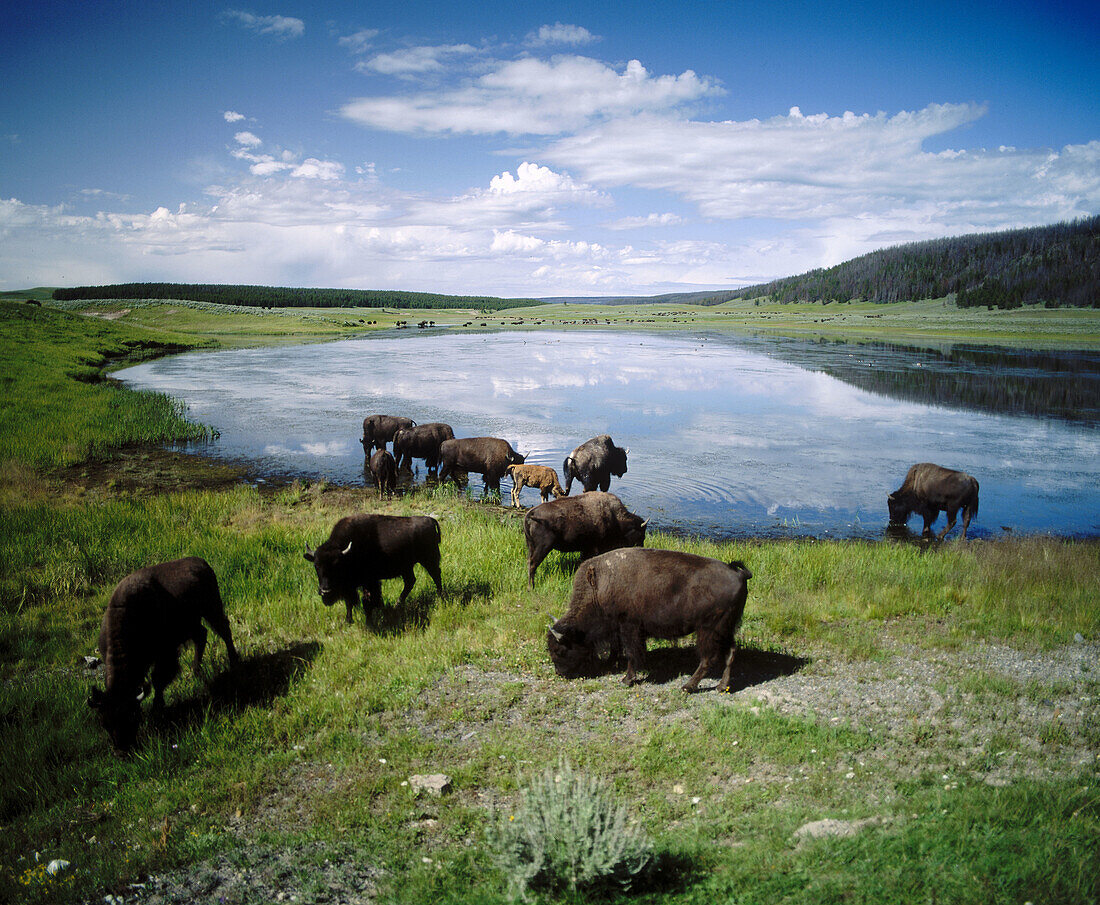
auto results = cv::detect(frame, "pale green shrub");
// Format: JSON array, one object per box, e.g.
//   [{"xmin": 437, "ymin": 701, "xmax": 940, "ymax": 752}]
[{"xmin": 486, "ymin": 760, "xmax": 654, "ymax": 901}]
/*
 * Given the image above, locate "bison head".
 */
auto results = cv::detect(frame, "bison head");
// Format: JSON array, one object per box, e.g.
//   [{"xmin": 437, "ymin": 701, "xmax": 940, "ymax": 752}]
[
  {"xmin": 304, "ymin": 540, "xmax": 354, "ymax": 607},
  {"xmin": 88, "ymin": 686, "xmax": 143, "ymax": 752},
  {"xmin": 546, "ymin": 620, "xmax": 617, "ymax": 678},
  {"xmin": 622, "ymin": 514, "xmax": 647, "ymax": 548},
  {"xmin": 886, "ymin": 492, "xmax": 910, "ymax": 525},
  {"xmin": 609, "ymin": 445, "xmax": 628, "ymax": 478}
]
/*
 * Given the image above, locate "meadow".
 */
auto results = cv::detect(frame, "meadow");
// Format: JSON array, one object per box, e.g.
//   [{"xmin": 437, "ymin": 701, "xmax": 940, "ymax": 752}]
[{"xmin": 1, "ymin": 299, "xmax": 1097, "ymax": 904}]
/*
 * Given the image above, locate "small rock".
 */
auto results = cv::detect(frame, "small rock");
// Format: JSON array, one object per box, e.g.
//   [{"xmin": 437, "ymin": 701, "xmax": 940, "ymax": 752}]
[
  {"xmin": 46, "ymin": 859, "xmax": 71, "ymax": 876},
  {"xmin": 1075, "ymin": 633, "xmax": 1085, "ymax": 643},
  {"xmin": 408, "ymin": 774, "xmax": 452, "ymax": 797},
  {"xmin": 83, "ymin": 656, "xmax": 101, "ymax": 670},
  {"xmin": 794, "ymin": 817, "xmax": 882, "ymax": 840}
]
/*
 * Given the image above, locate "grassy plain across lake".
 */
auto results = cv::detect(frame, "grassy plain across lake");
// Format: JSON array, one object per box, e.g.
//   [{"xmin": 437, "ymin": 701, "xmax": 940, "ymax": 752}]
[{"xmin": 1, "ymin": 298, "xmax": 1098, "ymax": 904}]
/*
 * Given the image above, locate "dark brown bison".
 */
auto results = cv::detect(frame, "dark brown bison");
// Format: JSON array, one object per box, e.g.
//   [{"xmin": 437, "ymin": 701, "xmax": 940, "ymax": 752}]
[
  {"xmin": 438, "ymin": 437, "xmax": 525, "ymax": 494},
  {"xmin": 88, "ymin": 557, "xmax": 239, "ymax": 752},
  {"xmin": 392, "ymin": 422, "xmax": 455, "ymax": 472},
  {"xmin": 888, "ymin": 462, "xmax": 980, "ymax": 540},
  {"xmin": 522, "ymin": 491, "xmax": 647, "ymax": 586},
  {"xmin": 369, "ymin": 448, "xmax": 397, "ymax": 495},
  {"xmin": 563, "ymin": 435, "xmax": 629, "ymax": 494},
  {"xmin": 304, "ymin": 514, "xmax": 443, "ymax": 624},
  {"xmin": 547, "ymin": 548, "xmax": 751, "ymax": 693},
  {"xmin": 360, "ymin": 414, "xmax": 415, "ymax": 453}
]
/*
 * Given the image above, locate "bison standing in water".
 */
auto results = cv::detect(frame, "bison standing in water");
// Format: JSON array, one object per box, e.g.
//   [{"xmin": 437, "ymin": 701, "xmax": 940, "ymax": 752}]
[
  {"xmin": 304, "ymin": 514, "xmax": 443, "ymax": 624},
  {"xmin": 369, "ymin": 448, "xmax": 397, "ymax": 496},
  {"xmin": 522, "ymin": 491, "xmax": 646, "ymax": 586},
  {"xmin": 547, "ymin": 548, "xmax": 751, "ymax": 693},
  {"xmin": 360, "ymin": 414, "xmax": 415, "ymax": 453},
  {"xmin": 392, "ymin": 422, "xmax": 455, "ymax": 473},
  {"xmin": 438, "ymin": 437, "xmax": 525, "ymax": 495},
  {"xmin": 563, "ymin": 435, "xmax": 628, "ymax": 494},
  {"xmin": 888, "ymin": 462, "xmax": 980, "ymax": 540},
  {"xmin": 89, "ymin": 557, "xmax": 239, "ymax": 752}
]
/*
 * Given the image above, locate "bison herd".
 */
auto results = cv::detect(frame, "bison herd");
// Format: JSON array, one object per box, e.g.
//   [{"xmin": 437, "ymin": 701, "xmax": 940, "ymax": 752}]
[{"xmin": 88, "ymin": 408, "xmax": 980, "ymax": 752}]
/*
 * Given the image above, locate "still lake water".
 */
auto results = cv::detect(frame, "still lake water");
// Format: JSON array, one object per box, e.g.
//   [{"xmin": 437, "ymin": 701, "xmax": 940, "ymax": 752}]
[{"xmin": 115, "ymin": 330, "xmax": 1100, "ymax": 540}]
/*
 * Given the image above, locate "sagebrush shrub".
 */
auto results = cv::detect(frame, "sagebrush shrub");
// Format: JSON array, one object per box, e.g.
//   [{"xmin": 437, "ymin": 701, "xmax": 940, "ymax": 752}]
[{"xmin": 486, "ymin": 760, "xmax": 654, "ymax": 901}]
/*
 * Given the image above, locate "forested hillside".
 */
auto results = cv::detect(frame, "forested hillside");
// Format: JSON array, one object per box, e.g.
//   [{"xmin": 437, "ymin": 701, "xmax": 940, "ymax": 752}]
[
  {"xmin": 51, "ymin": 283, "xmax": 540, "ymax": 311},
  {"xmin": 727, "ymin": 216, "xmax": 1099, "ymax": 308}
]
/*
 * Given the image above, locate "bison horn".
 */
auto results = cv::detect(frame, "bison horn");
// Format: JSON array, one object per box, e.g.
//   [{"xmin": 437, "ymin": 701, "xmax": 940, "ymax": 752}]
[
  {"xmin": 549, "ymin": 627, "xmax": 565, "ymax": 643},
  {"xmin": 341, "ymin": 541, "xmax": 353, "ymax": 556},
  {"xmin": 640, "ymin": 519, "xmax": 649, "ymax": 528},
  {"xmin": 303, "ymin": 545, "xmax": 315, "ymax": 562}
]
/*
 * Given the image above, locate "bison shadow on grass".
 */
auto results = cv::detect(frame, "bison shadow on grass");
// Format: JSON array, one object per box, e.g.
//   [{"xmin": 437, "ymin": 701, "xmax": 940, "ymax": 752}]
[
  {"xmin": 572, "ymin": 643, "xmax": 809, "ymax": 694},
  {"xmin": 150, "ymin": 641, "xmax": 322, "ymax": 733}
]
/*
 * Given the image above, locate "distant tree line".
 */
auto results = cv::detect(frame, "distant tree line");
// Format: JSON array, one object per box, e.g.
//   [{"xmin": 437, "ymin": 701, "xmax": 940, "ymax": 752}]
[
  {"xmin": 51, "ymin": 283, "xmax": 542, "ymax": 312},
  {"xmin": 721, "ymin": 216, "xmax": 1100, "ymax": 309}
]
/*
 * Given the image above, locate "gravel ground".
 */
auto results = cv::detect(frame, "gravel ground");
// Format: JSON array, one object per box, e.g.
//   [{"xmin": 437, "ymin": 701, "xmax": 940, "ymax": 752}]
[{"xmin": 99, "ymin": 636, "xmax": 1099, "ymax": 905}]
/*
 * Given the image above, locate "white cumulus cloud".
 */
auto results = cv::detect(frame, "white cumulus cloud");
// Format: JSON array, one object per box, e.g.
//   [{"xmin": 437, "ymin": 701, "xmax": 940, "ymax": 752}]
[
  {"xmin": 527, "ymin": 23, "xmax": 598, "ymax": 46},
  {"xmin": 223, "ymin": 110, "xmax": 246, "ymax": 122},
  {"xmin": 223, "ymin": 9, "xmax": 304, "ymax": 41}
]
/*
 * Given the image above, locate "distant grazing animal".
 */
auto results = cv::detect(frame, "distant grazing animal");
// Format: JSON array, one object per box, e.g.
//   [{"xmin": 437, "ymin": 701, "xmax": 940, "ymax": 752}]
[
  {"xmin": 547, "ymin": 548, "xmax": 751, "ymax": 693},
  {"xmin": 360, "ymin": 414, "xmax": 415, "ymax": 453},
  {"xmin": 392, "ymin": 422, "xmax": 455, "ymax": 472},
  {"xmin": 88, "ymin": 557, "xmax": 239, "ymax": 752},
  {"xmin": 304, "ymin": 514, "xmax": 443, "ymax": 624},
  {"xmin": 888, "ymin": 462, "xmax": 980, "ymax": 540},
  {"xmin": 369, "ymin": 448, "xmax": 397, "ymax": 495},
  {"xmin": 563, "ymin": 435, "xmax": 629, "ymax": 494},
  {"xmin": 507, "ymin": 463, "xmax": 566, "ymax": 507},
  {"xmin": 522, "ymin": 491, "xmax": 647, "ymax": 586},
  {"xmin": 438, "ymin": 437, "xmax": 525, "ymax": 494}
]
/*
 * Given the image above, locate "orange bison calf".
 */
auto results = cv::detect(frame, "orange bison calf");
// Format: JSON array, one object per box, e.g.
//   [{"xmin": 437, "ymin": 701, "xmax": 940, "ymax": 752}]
[{"xmin": 507, "ymin": 462, "xmax": 566, "ymax": 507}]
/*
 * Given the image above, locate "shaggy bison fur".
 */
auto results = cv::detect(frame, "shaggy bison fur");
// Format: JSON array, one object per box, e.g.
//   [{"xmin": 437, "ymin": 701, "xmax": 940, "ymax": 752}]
[
  {"xmin": 562, "ymin": 435, "xmax": 628, "ymax": 494},
  {"xmin": 438, "ymin": 437, "xmax": 525, "ymax": 494},
  {"xmin": 89, "ymin": 557, "xmax": 239, "ymax": 752},
  {"xmin": 522, "ymin": 491, "xmax": 646, "ymax": 586},
  {"xmin": 548, "ymin": 548, "xmax": 751, "ymax": 693},
  {"xmin": 304, "ymin": 514, "xmax": 443, "ymax": 624},
  {"xmin": 888, "ymin": 462, "xmax": 980, "ymax": 540}
]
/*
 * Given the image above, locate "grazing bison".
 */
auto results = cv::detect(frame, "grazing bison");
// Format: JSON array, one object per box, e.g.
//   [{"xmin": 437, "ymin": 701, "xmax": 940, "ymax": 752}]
[
  {"xmin": 88, "ymin": 557, "xmax": 239, "ymax": 752},
  {"xmin": 547, "ymin": 548, "xmax": 751, "ymax": 693},
  {"xmin": 392, "ymin": 422, "xmax": 455, "ymax": 472},
  {"xmin": 369, "ymin": 448, "xmax": 397, "ymax": 496},
  {"xmin": 522, "ymin": 491, "xmax": 647, "ymax": 586},
  {"xmin": 438, "ymin": 437, "xmax": 525, "ymax": 494},
  {"xmin": 563, "ymin": 435, "xmax": 629, "ymax": 494},
  {"xmin": 304, "ymin": 514, "xmax": 443, "ymax": 624},
  {"xmin": 360, "ymin": 414, "xmax": 415, "ymax": 453},
  {"xmin": 507, "ymin": 463, "xmax": 566, "ymax": 508},
  {"xmin": 888, "ymin": 462, "xmax": 980, "ymax": 540}
]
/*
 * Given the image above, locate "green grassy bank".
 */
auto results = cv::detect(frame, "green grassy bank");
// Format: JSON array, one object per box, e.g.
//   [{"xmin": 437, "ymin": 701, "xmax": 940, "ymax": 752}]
[{"xmin": 1, "ymin": 300, "xmax": 1098, "ymax": 904}]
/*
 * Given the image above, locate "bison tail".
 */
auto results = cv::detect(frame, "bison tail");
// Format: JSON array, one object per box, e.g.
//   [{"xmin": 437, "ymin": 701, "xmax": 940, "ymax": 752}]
[{"xmin": 728, "ymin": 560, "xmax": 753, "ymax": 580}]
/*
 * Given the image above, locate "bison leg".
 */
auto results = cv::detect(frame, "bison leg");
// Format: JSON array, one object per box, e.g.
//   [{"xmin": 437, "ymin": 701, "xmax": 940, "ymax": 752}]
[
  {"xmin": 619, "ymin": 624, "xmax": 646, "ymax": 686},
  {"xmin": 422, "ymin": 555, "xmax": 444, "ymax": 598},
  {"xmin": 150, "ymin": 652, "xmax": 181, "ymax": 708},
  {"xmin": 191, "ymin": 623, "xmax": 208, "ymax": 675},
  {"xmin": 526, "ymin": 542, "xmax": 550, "ymax": 588},
  {"xmin": 716, "ymin": 641, "xmax": 738, "ymax": 693},
  {"xmin": 398, "ymin": 569, "xmax": 417, "ymax": 605},
  {"xmin": 540, "ymin": 487, "xmax": 552, "ymax": 502},
  {"xmin": 684, "ymin": 631, "xmax": 722, "ymax": 693},
  {"xmin": 204, "ymin": 608, "xmax": 240, "ymax": 666},
  {"xmin": 937, "ymin": 507, "xmax": 960, "ymax": 541},
  {"xmin": 960, "ymin": 505, "xmax": 973, "ymax": 540},
  {"xmin": 510, "ymin": 479, "xmax": 522, "ymax": 508}
]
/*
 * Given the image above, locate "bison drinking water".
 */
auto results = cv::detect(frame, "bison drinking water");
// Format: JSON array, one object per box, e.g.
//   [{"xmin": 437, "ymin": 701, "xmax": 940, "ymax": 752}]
[
  {"xmin": 438, "ymin": 437, "xmax": 525, "ymax": 495},
  {"xmin": 562, "ymin": 435, "xmax": 629, "ymax": 494},
  {"xmin": 547, "ymin": 548, "xmax": 751, "ymax": 693},
  {"xmin": 304, "ymin": 514, "xmax": 443, "ymax": 624},
  {"xmin": 88, "ymin": 557, "xmax": 239, "ymax": 752},
  {"xmin": 522, "ymin": 491, "xmax": 647, "ymax": 586},
  {"xmin": 360, "ymin": 414, "xmax": 415, "ymax": 453},
  {"xmin": 888, "ymin": 462, "xmax": 980, "ymax": 540}
]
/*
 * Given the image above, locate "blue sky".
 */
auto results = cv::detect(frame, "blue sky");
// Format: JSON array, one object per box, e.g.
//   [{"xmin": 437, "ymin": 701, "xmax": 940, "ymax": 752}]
[{"xmin": 2, "ymin": 0, "xmax": 1098, "ymax": 296}]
